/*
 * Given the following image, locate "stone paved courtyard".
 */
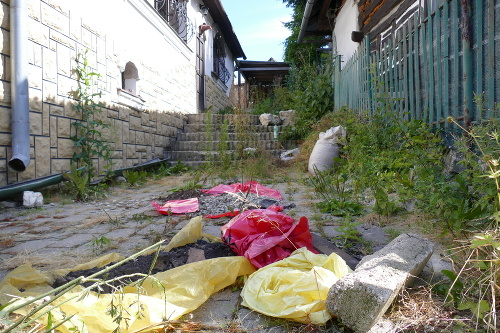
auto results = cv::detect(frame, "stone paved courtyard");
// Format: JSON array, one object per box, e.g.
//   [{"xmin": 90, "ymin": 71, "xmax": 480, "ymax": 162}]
[{"xmin": 0, "ymin": 169, "xmax": 446, "ymax": 332}]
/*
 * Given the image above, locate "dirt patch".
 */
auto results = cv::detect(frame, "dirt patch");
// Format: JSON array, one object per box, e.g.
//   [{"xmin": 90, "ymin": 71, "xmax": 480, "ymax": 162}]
[
  {"xmin": 53, "ymin": 239, "xmax": 236, "ymax": 293},
  {"xmin": 156, "ymin": 189, "xmax": 209, "ymax": 202}
]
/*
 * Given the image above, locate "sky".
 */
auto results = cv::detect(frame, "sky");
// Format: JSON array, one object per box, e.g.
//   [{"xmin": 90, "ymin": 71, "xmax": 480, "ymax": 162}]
[{"xmin": 221, "ymin": 0, "xmax": 293, "ymax": 62}]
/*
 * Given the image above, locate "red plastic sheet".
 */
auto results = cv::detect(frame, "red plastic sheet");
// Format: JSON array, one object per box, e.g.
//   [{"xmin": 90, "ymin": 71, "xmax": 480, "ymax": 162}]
[
  {"xmin": 203, "ymin": 181, "xmax": 282, "ymax": 200},
  {"xmin": 221, "ymin": 209, "xmax": 317, "ymax": 268},
  {"xmin": 152, "ymin": 198, "xmax": 199, "ymax": 215}
]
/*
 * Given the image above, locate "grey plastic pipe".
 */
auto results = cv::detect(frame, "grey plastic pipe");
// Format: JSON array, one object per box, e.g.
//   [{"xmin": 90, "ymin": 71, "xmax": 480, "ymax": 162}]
[
  {"xmin": 297, "ymin": 0, "xmax": 316, "ymax": 43},
  {"xmin": 8, "ymin": 0, "xmax": 30, "ymax": 172}
]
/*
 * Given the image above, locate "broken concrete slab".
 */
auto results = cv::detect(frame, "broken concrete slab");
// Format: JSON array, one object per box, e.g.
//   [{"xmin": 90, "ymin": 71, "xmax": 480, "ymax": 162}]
[{"xmin": 326, "ymin": 233, "xmax": 434, "ymax": 333}]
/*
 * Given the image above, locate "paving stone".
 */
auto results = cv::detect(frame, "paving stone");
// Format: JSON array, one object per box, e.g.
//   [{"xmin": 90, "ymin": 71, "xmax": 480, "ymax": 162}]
[
  {"xmin": 356, "ymin": 224, "xmax": 390, "ymax": 252},
  {"xmin": 202, "ymin": 225, "xmax": 223, "ymax": 238},
  {"xmin": 45, "ymin": 233, "xmax": 95, "ymax": 249},
  {"xmin": 5, "ymin": 238, "xmax": 59, "ymax": 254},
  {"xmin": 236, "ymin": 308, "xmax": 284, "ymax": 333},
  {"xmin": 188, "ymin": 288, "xmax": 240, "ymax": 328},
  {"xmin": 105, "ymin": 227, "xmax": 137, "ymax": 240},
  {"xmin": 136, "ymin": 222, "xmax": 166, "ymax": 236}
]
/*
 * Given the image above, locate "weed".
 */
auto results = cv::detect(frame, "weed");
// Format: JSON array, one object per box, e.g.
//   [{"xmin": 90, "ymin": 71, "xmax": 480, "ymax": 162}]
[
  {"xmin": 122, "ymin": 170, "xmax": 148, "ymax": 187},
  {"xmin": 62, "ymin": 164, "xmax": 89, "ymax": 201},
  {"xmin": 102, "ymin": 209, "xmax": 121, "ymax": 225},
  {"xmin": 71, "ymin": 49, "xmax": 113, "ymax": 182},
  {"xmin": 308, "ymin": 167, "xmax": 363, "ymax": 216},
  {"xmin": 441, "ymin": 117, "xmax": 500, "ymax": 331},
  {"xmin": 385, "ymin": 228, "xmax": 401, "ymax": 240},
  {"xmin": 333, "ymin": 215, "xmax": 362, "ymax": 248},
  {"xmin": 89, "ymin": 235, "xmax": 111, "ymax": 255},
  {"xmin": 372, "ymin": 186, "xmax": 401, "ymax": 217}
]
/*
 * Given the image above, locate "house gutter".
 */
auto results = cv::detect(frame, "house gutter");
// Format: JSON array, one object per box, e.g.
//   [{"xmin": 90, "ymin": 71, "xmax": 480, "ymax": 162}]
[
  {"xmin": 297, "ymin": 0, "xmax": 316, "ymax": 43},
  {"xmin": 8, "ymin": 0, "xmax": 30, "ymax": 172}
]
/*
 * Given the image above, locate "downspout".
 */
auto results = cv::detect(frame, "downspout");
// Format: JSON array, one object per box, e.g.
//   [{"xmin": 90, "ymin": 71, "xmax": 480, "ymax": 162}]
[
  {"xmin": 297, "ymin": 0, "xmax": 316, "ymax": 43},
  {"xmin": 8, "ymin": 0, "xmax": 30, "ymax": 172}
]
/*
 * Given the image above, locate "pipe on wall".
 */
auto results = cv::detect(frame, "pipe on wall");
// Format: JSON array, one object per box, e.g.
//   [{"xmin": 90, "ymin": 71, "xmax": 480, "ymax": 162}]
[
  {"xmin": 8, "ymin": 0, "xmax": 30, "ymax": 172},
  {"xmin": 297, "ymin": 0, "xmax": 316, "ymax": 43}
]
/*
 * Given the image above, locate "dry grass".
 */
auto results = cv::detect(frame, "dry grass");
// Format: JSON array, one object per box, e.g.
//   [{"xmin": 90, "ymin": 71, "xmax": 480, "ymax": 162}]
[
  {"xmin": 1, "ymin": 249, "xmax": 93, "ymax": 272},
  {"xmin": 387, "ymin": 286, "xmax": 473, "ymax": 332}
]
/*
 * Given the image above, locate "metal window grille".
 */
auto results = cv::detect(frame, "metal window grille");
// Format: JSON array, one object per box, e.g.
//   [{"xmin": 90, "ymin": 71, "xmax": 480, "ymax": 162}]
[
  {"xmin": 154, "ymin": 0, "xmax": 194, "ymax": 43},
  {"xmin": 213, "ymin": 34, "xmax": 231, "ymax": 84}
]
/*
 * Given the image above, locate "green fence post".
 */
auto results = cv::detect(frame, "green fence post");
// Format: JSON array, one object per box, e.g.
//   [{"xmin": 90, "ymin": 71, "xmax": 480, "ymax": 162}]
[{"xmin": 365, "ymin": 36, "xmax": 374, "ymax": 114}]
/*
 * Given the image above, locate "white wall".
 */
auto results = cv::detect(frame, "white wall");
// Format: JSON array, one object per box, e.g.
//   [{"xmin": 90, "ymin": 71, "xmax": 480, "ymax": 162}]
[
  {"xmin": 42, "ymin": 0, "xmax": 198, "ymax": 113},
  {"xmin": 333, "ymin": 0, "xmax": 359, "ymax": 68}
]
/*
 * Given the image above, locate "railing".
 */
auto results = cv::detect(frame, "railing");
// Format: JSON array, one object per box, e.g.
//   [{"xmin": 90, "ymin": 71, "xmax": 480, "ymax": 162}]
[
  {"xmin": 154, "ymin": 0, "xmax": 194, "ymax": 43},
  {"xmin": 214, "ymin": 58, "xmax": 231, "ymax": 85},
  {"xmin": 334, "ymin": 0, "xmax": 499, "ymax": 131}
]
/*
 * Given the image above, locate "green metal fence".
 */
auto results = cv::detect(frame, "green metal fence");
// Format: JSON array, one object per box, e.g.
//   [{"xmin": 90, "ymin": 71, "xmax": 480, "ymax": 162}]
[{"xmin": 334, "ymin": 0, "xmax": 499, "ymax": 130}]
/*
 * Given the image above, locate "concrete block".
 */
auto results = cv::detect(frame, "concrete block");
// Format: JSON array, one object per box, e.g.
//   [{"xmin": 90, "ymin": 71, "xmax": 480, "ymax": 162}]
[{"xmin": 326, "ymin": 233, "xmax": 434, "ymax": 333}]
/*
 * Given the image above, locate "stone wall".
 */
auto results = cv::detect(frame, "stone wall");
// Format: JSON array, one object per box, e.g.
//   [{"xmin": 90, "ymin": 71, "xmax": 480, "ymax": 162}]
[
  {"xmin": 0, "ymin": 0, "xmax": 196, "ymax": 186},
  {"xmin": 205, "ymin": 75, "xmax": 232, "ymax": 112}
]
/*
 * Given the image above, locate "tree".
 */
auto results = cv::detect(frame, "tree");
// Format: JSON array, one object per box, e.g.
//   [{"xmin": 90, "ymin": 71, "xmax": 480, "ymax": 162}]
[{"xmin": 281, "ymin": 0, "xmax": 326, "ymax": 66}]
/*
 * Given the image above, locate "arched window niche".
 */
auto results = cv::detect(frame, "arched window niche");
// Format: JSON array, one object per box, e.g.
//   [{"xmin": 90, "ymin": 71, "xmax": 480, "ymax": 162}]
[{"xmin": 118, "ymin": 61, "xmax": 145, "ymax": 111}]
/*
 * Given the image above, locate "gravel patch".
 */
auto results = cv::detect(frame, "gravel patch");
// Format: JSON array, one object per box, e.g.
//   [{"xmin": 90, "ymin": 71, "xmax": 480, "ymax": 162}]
[{"xmin": 198, "ymin": 193, "xmax": 283, "ymax": 216}]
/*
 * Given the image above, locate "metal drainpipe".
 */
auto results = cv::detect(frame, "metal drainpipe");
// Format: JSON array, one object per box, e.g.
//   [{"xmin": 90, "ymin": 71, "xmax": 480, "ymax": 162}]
[
  {"xmin": 297, "ymin": 0, "xmax": 316, "ymax": 43},
  {"xmin": 8, "ymin": 0, "xmax": 30, "ymax": 172}
]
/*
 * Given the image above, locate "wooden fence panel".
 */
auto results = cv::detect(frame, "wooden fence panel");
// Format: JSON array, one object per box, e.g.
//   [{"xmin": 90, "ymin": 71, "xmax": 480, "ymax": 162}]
[{"xmin": 333, "ymin": 0, "xmax": 499, "ymax": 128}]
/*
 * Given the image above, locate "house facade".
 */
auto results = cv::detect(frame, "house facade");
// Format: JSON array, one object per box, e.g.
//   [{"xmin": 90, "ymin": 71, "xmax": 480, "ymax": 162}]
[
  {"xmin": 0, "ymin": 0, "xmax": 245, "ymax": 187},
  {"xmin": 299, "ymin": 0, "xmax": 499, "ymax": 127}
]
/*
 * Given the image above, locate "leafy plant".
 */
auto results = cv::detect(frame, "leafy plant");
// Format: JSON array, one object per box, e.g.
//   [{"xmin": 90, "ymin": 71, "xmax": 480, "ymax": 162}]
[
  {"xmin": 309, "ymin": 167, "xmax": 363, "ymax": 216},
  {"xmin": 62, "ymin": 163, "xmax": 89, "ymax": 201},
  {"xmin": 333, "ymin": 215, "xmax": 363, "ymax": 248},
  {"xmin": 442, "ymin": 117, "xmax": 500, "ymax": 331},
  {"xmin": 71, "ymin": 49, "xmax": 113, "ymax": 182},
  {"xmin": 122, "ymin": 170, "xmax": 148, "ymax": 187},
  {"xmin": 373, "ymin": 186, "xmax": 401, "ymax": 217},
  {"xmin": 89, "ymin": 235, "xmax": 111, "ymax": 255}
]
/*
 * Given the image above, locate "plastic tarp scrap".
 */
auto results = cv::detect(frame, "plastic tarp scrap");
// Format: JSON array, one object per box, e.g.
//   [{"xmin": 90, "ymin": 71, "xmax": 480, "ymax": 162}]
[
  {"xmin": 221, "ymin": 208, "xmax": 317, "ymax": 268},
  {"xmin": 152, "ymin": 197, "xmax": 199, "ymax": 215},
  {"xmin": 0, "ymin": 216, "xmax": 255, "ymax": 333},
  {"xmin": 202, "ymin": 180, "xmax": 282, "ymax": 200},
  {"xmin": 241, "ymin": 247, "xmax": 352, "ymax": 325}
]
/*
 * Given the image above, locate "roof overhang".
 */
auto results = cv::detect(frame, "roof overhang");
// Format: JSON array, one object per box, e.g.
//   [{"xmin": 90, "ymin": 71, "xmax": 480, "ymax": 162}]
[
  {"xmin": 236, "ymin": 60, "xmax": 291, "ymax": 84},
  {"xmin": 298, "ymin": 0, "xmax": 341, "ymax": 43},
  {"xmin": 203, "ymin": 0, "xmax": 246, "ymax": 59}
]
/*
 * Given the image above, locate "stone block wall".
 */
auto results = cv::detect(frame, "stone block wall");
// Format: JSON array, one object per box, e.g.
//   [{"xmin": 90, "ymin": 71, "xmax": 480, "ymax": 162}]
[
  {"xmin": 205, "ymin": 75, "xmax": 232, "ymax": 112},
  {"xmin": 0, "ymin": 0, "xmax": 195, "ymax": 187}
]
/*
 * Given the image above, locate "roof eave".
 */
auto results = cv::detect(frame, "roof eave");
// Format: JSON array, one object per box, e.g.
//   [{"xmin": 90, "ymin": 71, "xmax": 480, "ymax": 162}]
[{"xmin": 203, "ymin": 0, "xmax": 247, "ymax": 59}]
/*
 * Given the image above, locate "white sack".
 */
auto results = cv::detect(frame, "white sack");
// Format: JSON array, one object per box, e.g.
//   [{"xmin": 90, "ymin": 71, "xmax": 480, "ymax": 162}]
[{"xmin": 308, "ymin": 126, "xmax": 346, "ymax": 174}]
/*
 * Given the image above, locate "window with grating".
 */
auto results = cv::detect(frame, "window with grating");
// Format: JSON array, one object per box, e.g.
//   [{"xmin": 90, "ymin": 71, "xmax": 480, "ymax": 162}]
[
  {"xmin": 213, "ymin": 33, "xmax": 231, "ymax": 84},
  {"xmin": 154, "ymin": 0, "xmax": 194, "ymax": 43}
]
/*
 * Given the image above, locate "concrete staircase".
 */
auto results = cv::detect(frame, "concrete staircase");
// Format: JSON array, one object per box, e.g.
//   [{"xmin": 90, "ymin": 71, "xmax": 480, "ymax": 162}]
[{"xmin": 167, "ymin": 113, "xmax": 293, "ymax": 167}]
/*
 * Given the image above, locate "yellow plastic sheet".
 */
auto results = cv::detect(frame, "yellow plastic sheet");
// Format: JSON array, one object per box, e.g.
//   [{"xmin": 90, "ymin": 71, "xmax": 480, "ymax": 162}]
[
  {"xmin": 241, "ymin": 247, "xmax": 352, "ymax": 325},
  {"xmin": 0, "ymin": 216, "xmax": 256, "ymax": 333}
]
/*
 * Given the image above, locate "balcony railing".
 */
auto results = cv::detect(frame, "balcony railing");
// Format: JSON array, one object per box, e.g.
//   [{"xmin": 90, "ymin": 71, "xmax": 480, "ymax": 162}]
[{"xmin": 154, "ymin": 0, "xmax": 194, "ymax": 43}]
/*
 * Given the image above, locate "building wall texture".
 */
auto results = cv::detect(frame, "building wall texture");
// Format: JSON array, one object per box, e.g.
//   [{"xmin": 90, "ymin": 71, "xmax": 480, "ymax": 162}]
[{"xmin": 0, "ymin": 0, "xmax": 235, "ymax": 187}]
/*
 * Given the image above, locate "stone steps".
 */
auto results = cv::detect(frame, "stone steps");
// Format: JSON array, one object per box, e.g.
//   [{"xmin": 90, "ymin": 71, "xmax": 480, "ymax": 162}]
[{"xmin": 167, "ymin": 113, "xmax": 294, "ymax": 167}]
